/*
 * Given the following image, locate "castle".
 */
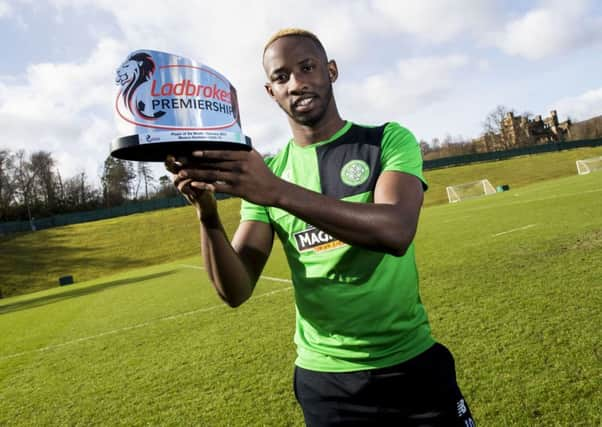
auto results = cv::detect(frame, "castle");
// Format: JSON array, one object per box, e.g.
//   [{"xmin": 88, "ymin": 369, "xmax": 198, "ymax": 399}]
[{"xmin": 475, "ymin": 110, "xmax": 572, "ymax": 152}]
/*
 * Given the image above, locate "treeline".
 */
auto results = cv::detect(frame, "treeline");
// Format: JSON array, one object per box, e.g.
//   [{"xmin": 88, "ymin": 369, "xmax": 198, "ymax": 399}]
[
  {"xmin": 0, "ymin": 149, "xmax": 178, "ymax": 222},
  {"xmin": 420, "ymin": 106, "xmax": 602, "ymax": 160}
]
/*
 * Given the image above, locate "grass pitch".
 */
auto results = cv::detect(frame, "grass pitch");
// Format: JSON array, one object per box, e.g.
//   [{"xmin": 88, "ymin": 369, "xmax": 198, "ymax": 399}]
[{"xmin": 1, "ymin": 154, "xmax": 601, "ymax": 425}]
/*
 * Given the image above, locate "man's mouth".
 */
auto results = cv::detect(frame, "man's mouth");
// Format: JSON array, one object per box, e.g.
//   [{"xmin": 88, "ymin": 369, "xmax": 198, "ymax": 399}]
[{"xmin": 293, "ymin": 95, "xmax": 317, "ymax": 112}]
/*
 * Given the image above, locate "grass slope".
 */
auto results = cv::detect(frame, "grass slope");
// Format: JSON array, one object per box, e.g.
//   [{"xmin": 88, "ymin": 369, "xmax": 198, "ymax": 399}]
[
  {"xmin": 1, "ymin": 172, "xmax": 600, "ymax": 425},
  {"xmin": 0, "ymin": 198, "xmax": 239, "ymax": 298}
]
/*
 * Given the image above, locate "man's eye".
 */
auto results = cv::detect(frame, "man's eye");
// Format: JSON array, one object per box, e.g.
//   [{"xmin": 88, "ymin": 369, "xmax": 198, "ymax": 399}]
[
  {"xmin": 303, "ymin": 64, "xmax": 314, "ymax": 72},
  {"xmin": 274, "ymin": 74, "xmax": 288, "ymax": 82}
]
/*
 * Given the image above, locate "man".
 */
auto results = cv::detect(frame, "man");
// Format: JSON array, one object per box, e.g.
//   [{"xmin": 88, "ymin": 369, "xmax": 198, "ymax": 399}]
[{"xmin": 167, "ymin": 28, "xmax": 475, "ymax": 426}]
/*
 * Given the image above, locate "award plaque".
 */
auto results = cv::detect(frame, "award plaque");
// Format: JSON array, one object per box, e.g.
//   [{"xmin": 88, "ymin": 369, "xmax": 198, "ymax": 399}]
[{"xmin": 111, "ymin": 50, "xmax": 251, "ymax": 161}]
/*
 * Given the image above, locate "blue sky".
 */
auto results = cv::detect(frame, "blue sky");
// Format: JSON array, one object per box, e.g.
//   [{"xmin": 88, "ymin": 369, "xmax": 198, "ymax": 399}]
[{"xmin": 1, "ymin": 0, "xmax": 601, "ymax": 182}]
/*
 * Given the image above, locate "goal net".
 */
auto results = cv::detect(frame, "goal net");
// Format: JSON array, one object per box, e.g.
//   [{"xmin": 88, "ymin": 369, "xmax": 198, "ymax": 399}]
[
  {"xmin": 446, "ymin": 179, "xmax": 497, "ymax": 203},
  {"xmin": 576, "ymin": 156, "xmax": 602, "ymax": 175}
]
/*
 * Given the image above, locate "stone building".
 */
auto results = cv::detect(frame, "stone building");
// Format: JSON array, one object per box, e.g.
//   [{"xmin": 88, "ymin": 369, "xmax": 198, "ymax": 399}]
[{"xmin": 475, "ymin": 110, "xmax": 572, "ymax": 152}]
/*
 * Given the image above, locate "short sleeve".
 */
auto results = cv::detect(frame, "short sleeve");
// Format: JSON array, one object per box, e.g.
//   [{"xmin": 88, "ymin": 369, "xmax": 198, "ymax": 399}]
[
  {"xmin": 381, "ymin": 122, "xmax": 428, "ymax": 190},
  {"xmin": 240, "ymin": 198, "xmax": 270, "ymax": 224}
]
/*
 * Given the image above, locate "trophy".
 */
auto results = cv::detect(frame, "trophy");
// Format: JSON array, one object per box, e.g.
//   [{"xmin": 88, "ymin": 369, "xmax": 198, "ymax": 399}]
[{"xmin": 111, "ymin": 50, "xmax": 251, "ymax": 162}]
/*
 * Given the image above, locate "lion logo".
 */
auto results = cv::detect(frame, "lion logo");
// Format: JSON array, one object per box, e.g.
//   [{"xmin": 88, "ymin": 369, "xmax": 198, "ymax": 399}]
[{"xmin": 115, "ymin": 52, "xmax": 165, "ymax": 120}]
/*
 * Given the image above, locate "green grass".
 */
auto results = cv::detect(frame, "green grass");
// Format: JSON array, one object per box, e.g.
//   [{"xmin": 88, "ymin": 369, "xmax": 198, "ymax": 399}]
[
  {"xmin": 0, "ymin": 198, "xmax": 241, "ymax": 298},
  {"xmin": 1, "ymin": 152, "xmax": 601, "ymax": 425},
  {"xmin": 423, "ymin": 145, "xmax": 602, "ymax": 206}
]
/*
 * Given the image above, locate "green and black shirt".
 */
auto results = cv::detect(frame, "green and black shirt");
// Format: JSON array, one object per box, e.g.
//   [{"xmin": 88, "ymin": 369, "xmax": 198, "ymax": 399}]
[{"xmin": 241, "ymin": 121, "xmax": 434, "ymax": 372}]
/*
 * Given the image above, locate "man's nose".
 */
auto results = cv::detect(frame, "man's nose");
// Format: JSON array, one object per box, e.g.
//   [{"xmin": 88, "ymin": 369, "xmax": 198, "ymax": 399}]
[{"xmin": 288, "ymin": 73, "xmax": 308, "ymax": 93}]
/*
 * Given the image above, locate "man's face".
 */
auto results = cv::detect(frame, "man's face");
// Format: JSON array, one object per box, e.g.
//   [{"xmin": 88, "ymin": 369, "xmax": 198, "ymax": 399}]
[{"xmin": 263, "ymin": 36, "xmax": 336, "ymax": 127}]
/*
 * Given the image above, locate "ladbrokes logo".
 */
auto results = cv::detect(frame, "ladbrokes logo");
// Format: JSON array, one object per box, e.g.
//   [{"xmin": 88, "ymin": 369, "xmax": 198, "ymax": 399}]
[{"xmin": 294, "ymin": 226, "xmax": 346, "ymax": 253}]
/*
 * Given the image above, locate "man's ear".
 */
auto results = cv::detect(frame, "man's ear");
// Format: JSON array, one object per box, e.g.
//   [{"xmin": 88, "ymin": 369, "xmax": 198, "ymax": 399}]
[
  {"xmin": 327, "ymin": 60, "xmax": 338, "ymax": 83},
  {"xmin": 264, "ymin": 82, "xmax": 274, "ymax": 98}
]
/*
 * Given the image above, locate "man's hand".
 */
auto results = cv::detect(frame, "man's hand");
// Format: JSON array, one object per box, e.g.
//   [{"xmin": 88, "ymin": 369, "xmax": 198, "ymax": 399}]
[
  {"xmin": 175, "ymin": 149, "xmax": 282, "ymax": 206},
  {"xmin": 165, "ymin": 155, "xmax": 218, "ymax": 222}
]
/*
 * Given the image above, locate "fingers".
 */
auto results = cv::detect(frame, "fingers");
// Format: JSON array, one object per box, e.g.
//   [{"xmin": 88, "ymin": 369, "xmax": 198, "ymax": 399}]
[
  {"xmin": 192, "ymin": 180, "xmax": 232, "ymax": 195},
  {"xmin": 191, "ymin": 149, "xmax": 250, "ymax": 161},
  {"xmin": 165, "ymin": 155, "xmax": 184, "ymax": 174},
  {"xmin": 178, "ymin": 169, "xmax": 237, "ymax": 184},
  {"xmin": 176, "ymin": 177, "xmax": 195, "ymax": 196},
  {"xmin": 189, "ymin": 181, "xmax": 216, "ymax": 192}
]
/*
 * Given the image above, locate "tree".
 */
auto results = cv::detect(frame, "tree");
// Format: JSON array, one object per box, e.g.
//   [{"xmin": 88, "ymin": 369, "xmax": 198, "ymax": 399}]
[
  {"xmin": 101, "ymin": 156, "xmax": 135, "ymax": 207},
  {"xmin": 13, "ymin": 150, "xmax": 38, "ymax": 229},
  {"xmin": 155, "ymin": 175, "xmax": 178, "ymax": 198},
  {"xmin": 135, "ymin": 162, "xmax": 155, "ymax": 200},
  {"xmin": 62, "ymin": 171, "xmax": 100, "ymax": 210},
  {"xmin": 483, "ymin": 105, "xmax": 514, "ymax": 150},
  {"xmin": 0, "ymin": 150, "xmax": 17, "ymax": 220},
  {"xmin": 30, "ymin": 151, "xmax": 58, "ymax": 213}
]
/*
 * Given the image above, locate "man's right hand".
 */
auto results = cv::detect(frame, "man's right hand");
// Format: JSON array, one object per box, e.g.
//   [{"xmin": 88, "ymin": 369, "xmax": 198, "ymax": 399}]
[{"xmin": 165, "ymin": 155, "xmax": 217, "ymax": 222}]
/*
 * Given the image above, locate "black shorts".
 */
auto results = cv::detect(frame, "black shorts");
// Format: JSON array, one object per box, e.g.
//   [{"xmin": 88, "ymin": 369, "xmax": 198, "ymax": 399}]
[{"xmin": 293, "ymin": 343, "xmax": 475, "ymax": 427}]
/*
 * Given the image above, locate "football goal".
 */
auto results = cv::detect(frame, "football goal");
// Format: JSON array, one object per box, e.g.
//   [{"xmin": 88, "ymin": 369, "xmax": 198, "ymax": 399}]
[
  {"xmin": 576, "ymin": 156, "xmax": 602, "ymax": 175},
  {"xmin": 446, "ymin": 179, "xmax": 497, "ymax": 203}
]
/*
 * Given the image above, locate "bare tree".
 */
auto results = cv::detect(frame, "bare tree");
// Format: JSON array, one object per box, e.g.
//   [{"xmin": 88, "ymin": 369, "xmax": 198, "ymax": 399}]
[
  {"xmin": 156, "ymin": 174, "xmax": 178, "ymax": 198},
  {"xmin": 62, "ymin": 170, "xmax": 99, "ymax": 210},
  {"xmin": 0, "ymin": 150, "xmax": 17, "ymax": 220},
  {"xmin": 483, "ymin": 105, "xmax": 515, "ymax": 150},
  {"xmin": 135, "ymin": 162, "xmax": 155, "ymax": 200}
]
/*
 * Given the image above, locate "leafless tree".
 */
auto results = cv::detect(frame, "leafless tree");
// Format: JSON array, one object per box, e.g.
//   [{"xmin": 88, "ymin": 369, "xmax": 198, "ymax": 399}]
[
  {"xmin": 135, "ymin": 162, "xmax": 155, "ymax": 200},
  {"xmin": 0, "ymin": 150, "xmax": 17, "ymax": 220},
  {"xmin": 483, "ymin": 105, "xmax": 515, "ymax": 150}
]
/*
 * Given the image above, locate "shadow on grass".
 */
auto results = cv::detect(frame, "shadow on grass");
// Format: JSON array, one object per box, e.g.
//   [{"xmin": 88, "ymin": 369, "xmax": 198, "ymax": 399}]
[
  {"xmin": 0, "ymin": 223, "xmax": 184, "ymax": 299},
  {"xmin": 0, "ymin": 270, "xmax": 177, "ymax": 315}
]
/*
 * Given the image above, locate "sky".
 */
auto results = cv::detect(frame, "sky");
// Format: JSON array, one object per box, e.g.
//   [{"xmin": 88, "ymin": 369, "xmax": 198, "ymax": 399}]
[{"xmin": 1, "ymin": 0, "xmax": 602, "ymax": 184}]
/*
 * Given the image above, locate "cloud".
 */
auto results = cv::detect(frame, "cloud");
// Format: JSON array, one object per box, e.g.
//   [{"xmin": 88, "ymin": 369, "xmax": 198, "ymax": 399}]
[
  {"xmin": 0, "ymin": 38, "xmax": 126, "ymax": 180},
  {"xmin": 338, "ymin": 54, "xmax": 470, "ymax": 122},
  {"xmin": 494, "ymin": 0, "xmax": 602, "ymax": 59},
  {"xmin": 370, "ymin": 0, "xmax": 500, "ymax": 43},
  {"xmin": 551, "ymin": 88, "xmax": 602, "ymax": 121},
  {"xmin": 0, "ymin": 1, "xmax": 11, "ymax": 18}
]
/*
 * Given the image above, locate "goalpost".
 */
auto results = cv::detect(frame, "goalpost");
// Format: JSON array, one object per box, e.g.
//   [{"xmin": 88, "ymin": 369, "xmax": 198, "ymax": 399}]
[
  {"xmin": 446, "ymin": 179, "xmax": 497, "ymax": 203},
  {"xmin": 576, "ymin": 156, "xmax": 602, "ymax": 175}
]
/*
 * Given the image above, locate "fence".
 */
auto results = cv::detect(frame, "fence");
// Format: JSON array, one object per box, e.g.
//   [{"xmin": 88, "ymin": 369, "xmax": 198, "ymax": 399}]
[
  {"xmin": 0, "ymin": 193, "xmax": 229, "ymax": 235},
  {"xmin": 423, "ymin": 138, "xmax": 602, "ymax": 170}
]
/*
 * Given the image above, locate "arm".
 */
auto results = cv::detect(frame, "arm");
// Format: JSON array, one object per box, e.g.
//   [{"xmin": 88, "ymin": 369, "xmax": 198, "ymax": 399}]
[
  {"xmin": 178, "ymin": 150, "xmax": 423, "ymax": 256},
  {"xmin": 168, "ymin": 159, "xmax": 274, "ymax": 308},
  {"xmin": 272, "ymin": 170, "xmax": 423, "ymax": 256}
]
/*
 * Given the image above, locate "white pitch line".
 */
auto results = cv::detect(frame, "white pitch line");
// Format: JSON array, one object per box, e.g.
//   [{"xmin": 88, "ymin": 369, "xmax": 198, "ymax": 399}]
[
  {"xmin": 0, "ymin": 269, "xmax": 292, "ymax": 361},
  {"xmin": 436, "ymin": 188, "xmax": 602, "ymax": 222},
  {"xmin": 179, "ymin": 264, "xmax": 292, "ymax": 284},
  {"xmin": 493, "ymin": 223, "xmax": 537, "ymax": 237}
]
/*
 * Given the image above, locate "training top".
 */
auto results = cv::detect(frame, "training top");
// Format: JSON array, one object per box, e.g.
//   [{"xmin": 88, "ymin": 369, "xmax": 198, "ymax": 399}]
[{"xmin": 240, "ymin": 121, "xmax": 434, "ymax": 372}]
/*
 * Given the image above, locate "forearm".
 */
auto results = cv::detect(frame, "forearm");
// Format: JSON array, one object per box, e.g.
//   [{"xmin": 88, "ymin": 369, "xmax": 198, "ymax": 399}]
[
  {"xmin": 200, "ymin": 215, "xmax": 254, "ymax": 307},
  {"xmin": 272, "ymin": 180, "xmax": 416, "ymax": 256}
]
